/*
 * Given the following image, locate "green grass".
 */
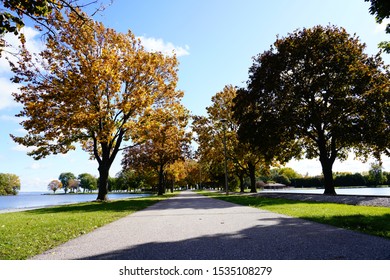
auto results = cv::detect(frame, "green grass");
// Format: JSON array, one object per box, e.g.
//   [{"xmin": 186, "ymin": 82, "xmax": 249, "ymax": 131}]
[
  {"xmin": 201, "ymin": 192, "xmax": 390, "ymax": 240},
  {"xmin": 0, "ymin": 194, "xmax": 175, "ymax": 260}
]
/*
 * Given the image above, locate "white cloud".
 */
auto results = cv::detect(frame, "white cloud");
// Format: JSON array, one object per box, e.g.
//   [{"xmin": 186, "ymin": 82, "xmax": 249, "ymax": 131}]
[
  {"xmin": 20, "ymin": 176, "xmax": 50, "ymax": 192},
  {"xmin": 138, "ymin": 36, "xmax": 190, "ymax": 57},
  {"xmin": 0, "ymin": 26, "xmax": 43, "ymax": 73},
  {"xmin": 12, "ymin": 144, "xmax": 36, "ymax": 153}
]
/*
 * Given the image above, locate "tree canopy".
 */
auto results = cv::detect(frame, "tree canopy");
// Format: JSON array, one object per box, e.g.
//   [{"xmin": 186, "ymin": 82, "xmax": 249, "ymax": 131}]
[
  {"xmin": 193, "ymin": 85, "xmax": 271, "ymax": 193},
  {"xmin": 0, "ymin": 0, "xmax": 103, "ymax": 55},
  {"xmin": 47, "ymin": 179, "xmax": 62, "ymax": 193},
  {"xmin": 366, "ymin": 0, "xmax": 390, "ymax": 53},
  {"xmin": 11, "ymin": 10, "xmax": 182, "ymax": 200},
  {"xmin": 122, "ymin": 102, "xmax": 192, "ymax": 195},
  {"xmin": 78, "ymin": 173, "xmax": 97, "ymax": 193},
  {"xmin": 233, "ymin": 25, "xmax": 390, "ymax": 195},
  {"xmin": 1, "ymin": 0, "xmax": 52, "ymax": 36},
  {"xmin": 58, "ymin": 172, "xmax": 76, "ymax": 194},
  {"xmin": 0, "ymin": 173, "xmax": 20, "ymax": 195}
]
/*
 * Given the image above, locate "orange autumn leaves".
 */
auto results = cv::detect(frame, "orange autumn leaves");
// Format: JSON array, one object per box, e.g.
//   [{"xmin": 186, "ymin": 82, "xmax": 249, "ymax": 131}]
[{"xmin": 10, "ymin": 10, "xmax": 189, "ymax": 198}]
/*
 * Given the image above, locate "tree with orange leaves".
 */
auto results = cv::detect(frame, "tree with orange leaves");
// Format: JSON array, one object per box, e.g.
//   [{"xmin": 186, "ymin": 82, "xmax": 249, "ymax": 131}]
[
  {"xmin": 122, "ymin": 102, "xmax": 192, "ymax": 195},
  {"xmin": 10, "ymin": 10, "xmax": 182, "ymax": 200}
]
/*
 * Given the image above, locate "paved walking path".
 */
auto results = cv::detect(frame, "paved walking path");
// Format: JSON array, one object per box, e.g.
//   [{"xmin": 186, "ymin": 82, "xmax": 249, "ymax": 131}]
[{"xmin": 32, "ymin": 191, "xmax": 390, "ymax": 260}]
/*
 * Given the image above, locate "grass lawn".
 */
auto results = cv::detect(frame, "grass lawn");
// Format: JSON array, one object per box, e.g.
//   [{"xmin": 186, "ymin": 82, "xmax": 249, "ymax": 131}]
[
  {"xmin": 0, "ymin": 194, "xmax": 175, "ymax": 260},
  {"xmin": 201, "ymin": 192, "xmax": 390, "ymax": 240}
]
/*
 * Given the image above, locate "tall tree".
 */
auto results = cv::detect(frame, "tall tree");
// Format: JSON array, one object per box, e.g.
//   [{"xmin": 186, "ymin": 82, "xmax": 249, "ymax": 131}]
[
  {"xmin": 234, "ymin": 25, "xmax": 390, "ymax": 195},
  {"xmin": 58, "ymin": 172, "xmax": 76, "ymax": 194},
  {"xmin": 122, "ymin": 102, "xmax": 192, "ymax": 195},
  {"xmin": 193, "ymin": 85, "xmax": 272, "ymax": 193},
  {"xmin": 10, "ymin": 10, "xmax": 181, "ymax": 200}
]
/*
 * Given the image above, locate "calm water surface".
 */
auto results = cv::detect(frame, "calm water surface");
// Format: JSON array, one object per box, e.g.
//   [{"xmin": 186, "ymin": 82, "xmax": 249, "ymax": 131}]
[
  {"xmin": 1, "ymin": 187, "xmax": 390, "ymax": 212},
  {"xmin": 0, "ymin": 192, "xmax": 151, "ymax": 212}
]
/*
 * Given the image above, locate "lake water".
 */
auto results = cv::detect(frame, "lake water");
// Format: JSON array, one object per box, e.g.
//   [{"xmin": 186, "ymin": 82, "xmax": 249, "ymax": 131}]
[
  {"xmin": 1, "ymin": 187, "xmax": 390, "ymax": 212},
  {"xmin": 261, "ymin": 187, "xmax": 390, "ymax": 196},
  {"xmin": 0, "ymin": 192, "xmax": 151, "ymax": 212}
]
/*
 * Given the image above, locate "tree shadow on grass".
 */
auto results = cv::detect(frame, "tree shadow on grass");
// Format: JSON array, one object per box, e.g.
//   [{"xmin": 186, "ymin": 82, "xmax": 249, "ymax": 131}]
[
  {"xmin": 206, "ymin": 193, "xmax": 390, "ymax": 239},
  {"xmin": 303, "ymin": 213, "xmax": 390, "ymax": 240},
  {"xmin": 25, "ymin": 197, "xmax": 165, "ymax": 215}
]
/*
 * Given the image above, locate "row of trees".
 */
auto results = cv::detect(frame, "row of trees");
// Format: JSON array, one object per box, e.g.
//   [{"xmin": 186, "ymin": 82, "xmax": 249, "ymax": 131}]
[
  {"xmin": 1, "ymin": 1, "xmax": 389, "ymax": 197},
  {"xmin": 116, "ymin": 159, "xmax": 200, "ymax": 193},
  {"xmin": 267, "ymin": 165, "xmax": 390, "ymax": 188},
  {"xmin": 191, "ymin": 23, "xmax": 390, "ymax": 195},
  {"xmin": 51, "ymin": 160, "xmax": 200, "ymax": 195},
  {"xmin": 48, "ymin": 172, "xmax": 97, "ymax": 194},
  {"xmin": 84, "ymin": 21, "xmax": 390, "ymax": 196},
  {"xmin": 0, "ymin": 173, "xmax": 20, "ymax": 195}
]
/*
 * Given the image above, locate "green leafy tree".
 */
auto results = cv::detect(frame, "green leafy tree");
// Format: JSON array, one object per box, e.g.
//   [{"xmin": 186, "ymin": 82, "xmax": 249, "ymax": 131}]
[
  {"xmin": 366, "ymin": 0, "xmax": 390, "ymax": 53},
  {"xmin": 334, "ymin": 172, "xmax": 366, "ymax": 187},
  {"xmin": 234, "ymin": 25, "xmax": 390, "ymax": 195},
  {"xmin": 367, "ymin": 161, "xmax": 387, "ymax": 186},
  {"xmin": 269, "ymin": 167, "xmax": 303, "ymax": 185},
  {"xmin": 116, "ymin": 169, "xmax": 155, "ymax": 192},
  {"xmin": 107, "ymin": 176, "xmax": 116, "ymax": 192},
  {"xmin": 0, "ymin": 173, "xmax": 20, "ymax": 195},
  {"xmin": 58, "ymin": 172, "xmax": 76, "ymax": 194},
  {"xmin": 78, "ymin": 173, "xmax": 97, "ymax": 193},
  {"xmin": 0, "ymin": 0, "xmax": 102, "ymax": 55}
]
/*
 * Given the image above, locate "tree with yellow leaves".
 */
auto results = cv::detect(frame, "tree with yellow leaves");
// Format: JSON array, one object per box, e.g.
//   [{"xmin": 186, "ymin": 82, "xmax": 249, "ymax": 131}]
[
  {"xmin": 10, "ymin": 10, "xmax": 182, "ymax": 200},
  {"xmin": 122, "ymin": 102, "xmax": 192, "ymax": 195},
  {"xmin": 193, "ymin": 85, "xmax": 280, "ymax": 193}
]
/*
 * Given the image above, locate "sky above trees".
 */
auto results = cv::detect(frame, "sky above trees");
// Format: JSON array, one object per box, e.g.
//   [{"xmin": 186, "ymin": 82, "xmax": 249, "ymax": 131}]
[{"xmin": 0, "ymin": 0, "xmax": 389, "ymax": 191}]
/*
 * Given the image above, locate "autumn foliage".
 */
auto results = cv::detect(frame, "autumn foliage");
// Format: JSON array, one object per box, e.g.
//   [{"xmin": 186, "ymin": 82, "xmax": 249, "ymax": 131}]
[{"xmin": 10, "ymin": 10, "xmax": 183, "ymax": 200}]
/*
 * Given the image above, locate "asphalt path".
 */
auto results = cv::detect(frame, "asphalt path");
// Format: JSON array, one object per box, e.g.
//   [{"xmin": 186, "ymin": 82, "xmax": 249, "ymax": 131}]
[{"xmin": 32, "ymin": 190, "xmax": 390, "ymax": 260}]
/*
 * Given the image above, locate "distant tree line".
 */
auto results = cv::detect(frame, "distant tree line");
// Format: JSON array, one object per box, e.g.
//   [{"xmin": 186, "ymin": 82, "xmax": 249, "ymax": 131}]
[
  {"xmin": 264, "ymin": 163, "xmax": 390, "ymax": 188},
  {"xmin": 0, "ymin": 173, "xmax": 20, "ymax": 195},
  {"xmin": 48, "ymin": 172, "xmax": 98, "ymax": 194}
]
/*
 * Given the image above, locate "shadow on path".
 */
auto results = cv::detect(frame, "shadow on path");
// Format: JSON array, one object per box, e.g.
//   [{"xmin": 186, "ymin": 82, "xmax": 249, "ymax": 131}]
[
  {"xmin": 32, "ymin": 191, "xmax": 390, "ymax": 260},
  {"xmin": 77, "ymin": 215, "xmax": 390, "ymax": 260}
]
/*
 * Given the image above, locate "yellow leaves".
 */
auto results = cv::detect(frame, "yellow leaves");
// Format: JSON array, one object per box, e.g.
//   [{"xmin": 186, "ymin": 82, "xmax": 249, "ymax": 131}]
[{"xmin": 12, "ymin": 9, "xmax": 184, "ymax": 164}]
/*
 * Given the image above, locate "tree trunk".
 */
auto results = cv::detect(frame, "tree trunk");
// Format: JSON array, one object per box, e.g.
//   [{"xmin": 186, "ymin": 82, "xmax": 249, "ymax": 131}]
[
  {"xmin": 248, "ymin": 162, "xmax": 257, "ymax": 193},
  {"xmin": 170, "ymin": 178, "xmax": 174, "ymax": 193},
  {"xmin": 158, "ymin": 164, "xmax": 165, "ymax": 195},
  {"xmin": 94, "ymin": 130, "xmax": 125, "ymax": 201},
  {"xmin": 320, "ymin": 157, "xmax": 337, "ymax": 195},
  {"xmin": 97, "ymin": 163, "xmax": 110, "ymax": 201},
  {"xmin": 238, "ymin": 174, "xmax": 245, "ymax": 193}
]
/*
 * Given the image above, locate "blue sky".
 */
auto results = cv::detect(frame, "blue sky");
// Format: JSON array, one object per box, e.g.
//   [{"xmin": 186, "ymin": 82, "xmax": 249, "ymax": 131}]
[{"xmin": 1, "ymin": 0, "xmax": 390, "ymax": 191}]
